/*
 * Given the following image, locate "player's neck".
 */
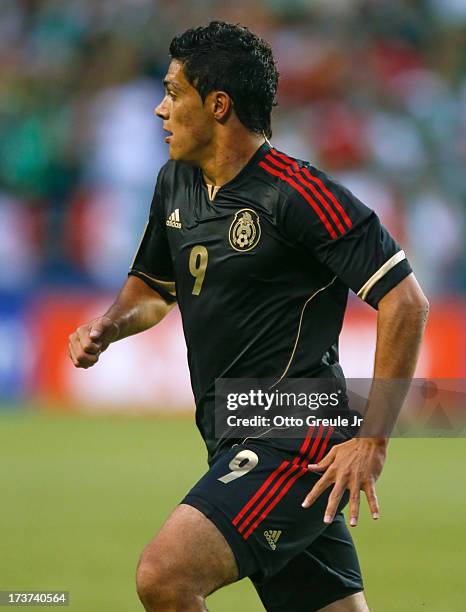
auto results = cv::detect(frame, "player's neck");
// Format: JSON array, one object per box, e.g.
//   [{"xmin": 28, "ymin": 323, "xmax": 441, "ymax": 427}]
[{"xmin": 200, "ymin": 133, "xmax": 265, "ymax": 187}]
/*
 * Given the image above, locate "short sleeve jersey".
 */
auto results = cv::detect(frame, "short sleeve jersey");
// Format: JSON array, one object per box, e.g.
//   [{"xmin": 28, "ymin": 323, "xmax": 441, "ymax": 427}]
[{"xmin": 130, "ymin": 143, "xmax": 412, "ymax": 460}]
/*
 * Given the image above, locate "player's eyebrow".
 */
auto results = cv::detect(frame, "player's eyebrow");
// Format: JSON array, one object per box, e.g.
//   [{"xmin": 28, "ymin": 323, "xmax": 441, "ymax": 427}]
[{"xmin": 163, "ymin": 78, "xmax": 182, "ymax": 92}]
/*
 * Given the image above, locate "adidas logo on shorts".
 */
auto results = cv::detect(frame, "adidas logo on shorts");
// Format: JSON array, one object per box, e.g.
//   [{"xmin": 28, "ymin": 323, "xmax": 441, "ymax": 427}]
[
  {"xmin": 264, "ymin": 530, "xmax": 282, "ymax": 550},
  {"xmin": 166, "ymin": 209, "xmax": 182, "ymax": 229}
]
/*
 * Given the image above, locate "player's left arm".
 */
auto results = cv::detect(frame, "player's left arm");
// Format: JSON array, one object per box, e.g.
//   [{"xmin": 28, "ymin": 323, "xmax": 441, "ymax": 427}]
[
  {"xmin": 278, "ymin": 165, "xmax": 429, "ymax": 525},
  {"xmin": 302, "ymin": 272, "xmax": 429, "ymax": 525}
]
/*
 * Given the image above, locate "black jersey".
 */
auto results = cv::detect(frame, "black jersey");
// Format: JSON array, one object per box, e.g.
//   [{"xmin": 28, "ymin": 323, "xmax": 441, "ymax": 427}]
[{"xmin": 129, "ymin": 142, "xmax": 411, "ymax": 459}]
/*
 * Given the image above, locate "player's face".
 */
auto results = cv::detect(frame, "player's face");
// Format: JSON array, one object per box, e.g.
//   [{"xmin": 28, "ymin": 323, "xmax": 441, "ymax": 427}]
[{"xmin": 155, "ymin": 60, "xmax": 213, "ymax": 164}]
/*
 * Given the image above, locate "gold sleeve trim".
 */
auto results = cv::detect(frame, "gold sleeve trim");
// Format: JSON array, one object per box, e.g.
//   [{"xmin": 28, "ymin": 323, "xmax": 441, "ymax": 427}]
[
  {"xmin": 357, "ymin": 250, "xmax": 406, "ymax": 302},
  {"xmin": 132, "ymin": 270, "xmax": 176, "ymax": 297}
]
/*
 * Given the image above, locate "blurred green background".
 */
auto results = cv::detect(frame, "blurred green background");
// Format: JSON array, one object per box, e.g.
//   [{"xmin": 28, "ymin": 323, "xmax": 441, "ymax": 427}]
[{"xmin": 1, "ymin": 412, "xmax": 464, "ymax": 611}]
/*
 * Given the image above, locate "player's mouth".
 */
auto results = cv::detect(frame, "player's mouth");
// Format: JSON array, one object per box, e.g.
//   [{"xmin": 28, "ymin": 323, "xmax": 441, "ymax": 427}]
[{"xmin": 163, "ymin": 127, "xmax": 173, "ymax": 143}]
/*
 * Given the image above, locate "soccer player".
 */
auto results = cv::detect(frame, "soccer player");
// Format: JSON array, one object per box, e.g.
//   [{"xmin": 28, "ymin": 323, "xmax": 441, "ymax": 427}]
[{"xmin": 68, "ymin": 22, "xmax": 429, "ymax": 612}]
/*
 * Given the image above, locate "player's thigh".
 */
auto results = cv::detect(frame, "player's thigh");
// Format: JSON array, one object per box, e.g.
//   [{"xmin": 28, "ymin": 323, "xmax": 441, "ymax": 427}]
[
  {"xmin": 181, "ymin": 439, "xmax": 354, "ymax": 585},
  {"xmin": 137, "ymin": 503, "xmax": 238, "ymax": 596},
  {"xmin": 318, "ymin": 591, "xmax": 368, "ymax": 611}
]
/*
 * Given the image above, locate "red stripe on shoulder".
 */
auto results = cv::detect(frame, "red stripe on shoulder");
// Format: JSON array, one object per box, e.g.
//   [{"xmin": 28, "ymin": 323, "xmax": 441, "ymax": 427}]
[
  {"xmin": 265, "ymin": 154, "xmax": 346, "ymax": 236},
  {"xmin": 259, "ymin": 160, "xmax": 338, "ymax": 240},
  {"xmin": 271, "ymin": 149, "xmax": 353, "ymax": 230},
  {"xmin": 302, "ymin": 168, "xmax": 352, "ymax": 230}
]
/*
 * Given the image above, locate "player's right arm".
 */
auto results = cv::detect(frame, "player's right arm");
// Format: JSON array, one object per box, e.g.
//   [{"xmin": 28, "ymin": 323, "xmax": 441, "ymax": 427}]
[
  {"xmin": 68, "ymin": 275, "xmax": 175, "ymax": 369},
  {"xmin": 69, "ymin": 164, "xmax": 177, "ymax": 369}
]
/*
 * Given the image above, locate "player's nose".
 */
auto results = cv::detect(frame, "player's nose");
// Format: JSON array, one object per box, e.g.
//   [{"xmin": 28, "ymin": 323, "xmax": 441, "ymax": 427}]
[{"xmin": 154, "ymin": 98, "xmax": 168, "ymax": 119}]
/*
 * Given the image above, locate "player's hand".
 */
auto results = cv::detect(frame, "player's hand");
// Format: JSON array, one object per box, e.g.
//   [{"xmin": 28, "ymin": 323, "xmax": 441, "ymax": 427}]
[
  {"xmin": 302, "ymin": 438, "xmax": 387, "ymax": 527},
  {"xmin": 68, "ymin": 316, "xmax": 120, "ymax": 368}
]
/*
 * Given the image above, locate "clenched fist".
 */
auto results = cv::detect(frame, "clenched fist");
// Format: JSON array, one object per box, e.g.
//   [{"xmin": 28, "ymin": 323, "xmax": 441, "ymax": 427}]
[{"xmin": 68, "ymin": 316, "xmax": 120, "ymax": 368}]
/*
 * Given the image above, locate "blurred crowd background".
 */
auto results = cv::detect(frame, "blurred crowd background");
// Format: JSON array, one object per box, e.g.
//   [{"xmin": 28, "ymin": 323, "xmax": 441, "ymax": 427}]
[{"xmin": 1, "ymin": 0, "xmax": 464, "ymax": 408}]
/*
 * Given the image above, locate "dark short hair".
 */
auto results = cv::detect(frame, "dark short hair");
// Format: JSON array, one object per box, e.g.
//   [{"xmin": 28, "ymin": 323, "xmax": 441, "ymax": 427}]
[{"xmin": 169, "ymin": 21, "xmax": 278, "ymax": 138}]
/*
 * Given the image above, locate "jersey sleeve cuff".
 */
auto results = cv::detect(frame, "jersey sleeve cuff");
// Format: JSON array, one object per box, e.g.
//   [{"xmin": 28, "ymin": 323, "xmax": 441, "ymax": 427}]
[
  {"xmin": 357, "ymin": 254, "xmax": 412, "ymax": 309},
  {"xmin": 128, "ymin": 269, "xmax": 177, "ymax": 303}
]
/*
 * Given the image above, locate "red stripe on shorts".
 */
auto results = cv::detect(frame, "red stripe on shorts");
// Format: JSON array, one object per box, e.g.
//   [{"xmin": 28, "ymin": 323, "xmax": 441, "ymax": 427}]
[
  {"xmin": 232, "ymin": 426, "xmax": 314, "ymax": 528},
  {"xmin": 242, "ymin": 426, "xmax": 334, "ymax": 540}
]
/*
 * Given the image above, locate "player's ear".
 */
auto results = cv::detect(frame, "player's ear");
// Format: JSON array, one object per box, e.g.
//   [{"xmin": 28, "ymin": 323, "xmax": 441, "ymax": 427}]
[{"xmin": 210, "ymin": 91, "xmax": 233, "ymax": 124}]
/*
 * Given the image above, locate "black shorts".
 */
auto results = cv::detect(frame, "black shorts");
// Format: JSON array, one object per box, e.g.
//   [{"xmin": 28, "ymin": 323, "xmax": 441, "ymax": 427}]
[{"xmin": 182, "ymin": 434, "xmax": 363, "ymax": 611}]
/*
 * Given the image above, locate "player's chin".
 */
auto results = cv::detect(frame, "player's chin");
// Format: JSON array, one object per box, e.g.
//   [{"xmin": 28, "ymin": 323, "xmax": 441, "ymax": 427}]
[
  {"xmin": 168, "ymin": 145, "xmax": 194, "ymax": 164},
  {"xmin": 167, "ymin": 142, "xmax": 181, "ymax": 161}
]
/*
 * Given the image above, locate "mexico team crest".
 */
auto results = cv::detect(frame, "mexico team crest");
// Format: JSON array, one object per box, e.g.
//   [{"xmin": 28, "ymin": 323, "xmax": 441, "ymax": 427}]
[{"xmin": 229, "ymin": 209, "xmax": 261, "ymax": 252}]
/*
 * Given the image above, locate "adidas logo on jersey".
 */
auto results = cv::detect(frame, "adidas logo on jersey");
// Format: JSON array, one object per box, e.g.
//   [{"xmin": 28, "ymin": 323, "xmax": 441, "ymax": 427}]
[
  {"xmin": 166, "ymin": 209, "xmax": 182, "ymax": 229},
  {"xmin": 264, "ymin": 530, "xmax": 282, "ymax": 550}
]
